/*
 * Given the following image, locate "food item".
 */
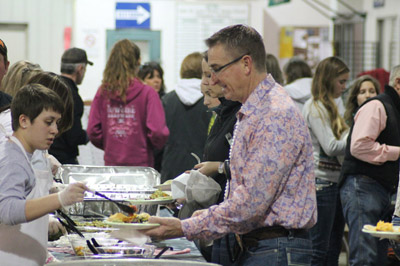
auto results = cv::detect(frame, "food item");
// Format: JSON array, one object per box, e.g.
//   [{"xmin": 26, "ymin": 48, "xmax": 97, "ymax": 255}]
[
  {"xmin": 73, "ymin": 246, "xmax": 85, "ymax": 256},
  {"xmin": 149, "ymin": 189, "xmax": 170, "ymax": 199},
  {"xmin": 376, "ymin": 220, "xmax": 393, "ymax": 231},
  {"xmin": 108, "ymin": 212, "xmax": 150, "ymax": 223},
  {"xmin": 76, "ymin": 220, "xmax": 108, "ymax": 228}
]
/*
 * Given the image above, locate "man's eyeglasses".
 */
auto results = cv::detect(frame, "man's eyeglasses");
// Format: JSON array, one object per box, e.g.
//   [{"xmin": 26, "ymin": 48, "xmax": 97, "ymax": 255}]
[{"xmin": 210, "ymin": 53, "xmax": 249, "ymax": 75}]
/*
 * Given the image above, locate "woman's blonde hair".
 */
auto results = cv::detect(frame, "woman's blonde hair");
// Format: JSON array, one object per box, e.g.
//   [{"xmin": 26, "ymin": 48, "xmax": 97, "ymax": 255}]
[
  {"xmin": 311, "ymin": 56, "xmax": 349, "ymax": 139},
  {"xmin": 1, "ymin": 60, "xmax": 42, "ymax": 96},
  {"xmin": 101, "ymin": 39, "xmax": 141, "ymax": 101},
  {"xmin": 180, "ymin": 52, "xmax": 202, "ymax": 79}
]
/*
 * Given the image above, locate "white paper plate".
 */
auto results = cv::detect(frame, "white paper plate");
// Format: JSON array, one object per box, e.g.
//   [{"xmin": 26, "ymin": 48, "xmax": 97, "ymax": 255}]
[
  {"xmin": 104, "ymin": 220, "xmax": 160, "ymax": 230},
  {"xmin": 127, "ymin": 197, "xmax": 173, "ymax": 205},
  {"xmin": 362, "ymin": 224, "xmax": 400, "ymax": 240}
]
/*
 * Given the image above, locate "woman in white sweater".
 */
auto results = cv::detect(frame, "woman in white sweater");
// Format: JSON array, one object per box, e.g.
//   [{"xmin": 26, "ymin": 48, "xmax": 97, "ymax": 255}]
[{"xmin": 302, "ymin": 56, "xmax": 349, "ymax": 266}]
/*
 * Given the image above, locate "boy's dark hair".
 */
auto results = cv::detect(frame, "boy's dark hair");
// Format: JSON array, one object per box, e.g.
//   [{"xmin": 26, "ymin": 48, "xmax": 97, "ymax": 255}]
[
  {"xmin": 27, "ymin": 72, "xmax": 73, "ymax": 135},
  {"xmin": 11, "ymin": 84, "xmax": 64, "ymax": 131}
]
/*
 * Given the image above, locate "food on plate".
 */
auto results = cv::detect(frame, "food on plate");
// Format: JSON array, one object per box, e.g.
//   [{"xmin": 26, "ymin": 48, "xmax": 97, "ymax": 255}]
[
  {"xmin": 108, "ymin": 212, "xmax": 150, "ymax": 223},
  {"xmin": 76, "ymin": 220, "xmax": 108, "ymax": 228},
  {"xmin": 149, "ymin": 189, "xmax": 171, "ymax": 199},
  {"xmin": 376, "ymin": 220, "xmax": 394, "ymax": 232}
]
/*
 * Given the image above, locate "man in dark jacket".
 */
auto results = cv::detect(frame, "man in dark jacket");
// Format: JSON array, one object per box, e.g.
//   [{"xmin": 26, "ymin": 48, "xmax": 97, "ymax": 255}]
[
  {"xmin": 340, "ymin": 64, "xmax": 400, "ymax": 266},
  {"xmin": 0, "ymin": 38, "xmax": 12, "ymax": 109},
  {"xmin": 49, "ymin": 48, "xmax": 92, "ymax": 164}
]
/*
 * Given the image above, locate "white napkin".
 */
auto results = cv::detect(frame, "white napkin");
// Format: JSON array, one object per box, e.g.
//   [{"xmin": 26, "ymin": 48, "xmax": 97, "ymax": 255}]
[
  {"xmin": 171, "ymin": 172, "xmax": 190, "ymax": 199},
  {"xmin": 185, "ymin": 170, "xmax": 221, "ymax": 207},
  {"xmin": 109, "ymin": 228, "xmax": 150, "ymax": 246}
]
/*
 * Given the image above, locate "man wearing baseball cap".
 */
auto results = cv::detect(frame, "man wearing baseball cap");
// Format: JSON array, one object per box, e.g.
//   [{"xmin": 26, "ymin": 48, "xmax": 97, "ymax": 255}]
[
  {"xmin": 49, "ymin": 47, "xmax": 92, "ymax": 164},
  {"xmin": 0, "ymin": 38, "xmax": 12, "ymax": 108}
]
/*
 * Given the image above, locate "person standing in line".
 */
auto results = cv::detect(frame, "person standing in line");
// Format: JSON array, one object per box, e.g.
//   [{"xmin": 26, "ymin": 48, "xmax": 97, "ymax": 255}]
[
  {"xmin": 87, "ymin": 39, "xmax": 169, "ymax": 167},
  {"xmin": 283, "ymin": 57, "xmax": 313, "ymax": 111},
  {"xmin": 142, "ymin": 24, "xmax": 316, "ymax": 266},
  {"xmin": 0, "ymin": 39, "xmax": 12, "ymax": 108},
  {"xmin": 265, "ymin": 53, "xmax": 284, "ymax": 85},
  {"xmin": 49, "ymin": 48, "xmax": 92, "ymax": 164},
  {"xmin": 138, "ymin": 62, "xmax": 166, "ymax": 98},
  {"xmin": 159, "ymin": 52, "xmax": 211, "ymax": 183},
  {"xmin": 302, "ymin": 56, "xmax": 349, "ymax": 266},
  {"xmin": 340, "ymin": 65, "xmax": 400, "ymax": 266},
  {"xmin": 343, "ymin": 75, "xmax": 380, "ymax": 126}
]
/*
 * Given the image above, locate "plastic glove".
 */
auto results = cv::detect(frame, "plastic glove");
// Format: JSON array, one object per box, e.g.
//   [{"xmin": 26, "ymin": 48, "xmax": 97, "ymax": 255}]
[
  {"xmin": 57, "ymin": 182, "xmax": 88, "ymax": 208},
  {"xmin": 48, "ymin": 215, "xmax": 66, "ymax": 235},
  {"xmin": 47, "ymin": 154, "xmax": 61, "ymax": 176},
  {"xmin": 49, "ymin": 182, "xmax": 67, "ymax": 194}
]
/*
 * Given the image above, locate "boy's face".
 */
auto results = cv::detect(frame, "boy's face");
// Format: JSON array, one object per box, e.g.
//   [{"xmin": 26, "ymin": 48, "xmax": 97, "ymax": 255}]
[{"xmin": 21, "ymin": 109, "xmax": 61, "ymax": 153}]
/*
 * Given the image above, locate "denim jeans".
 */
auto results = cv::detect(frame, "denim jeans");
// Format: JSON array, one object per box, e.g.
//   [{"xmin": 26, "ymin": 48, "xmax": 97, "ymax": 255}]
[
  {"xmin": 212, "ymin": 232, "xmax": 312, "ymax": 266},
  {"xmin": 391, "ymin": 216, "xmax": 400, "ymax": 260},
  {"xmin": 340, "ymin": 175, "xmax": 393, "ymax": 266},
  {"xmin": 309, "ymin": 179, "xmax": 345, "ymax": 266}
]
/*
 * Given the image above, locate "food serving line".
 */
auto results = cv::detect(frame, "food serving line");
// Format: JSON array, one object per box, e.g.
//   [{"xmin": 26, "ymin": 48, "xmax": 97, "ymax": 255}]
[{"xmin": 47, "ymin": 165, "xmax": 218, "ymax": 266}]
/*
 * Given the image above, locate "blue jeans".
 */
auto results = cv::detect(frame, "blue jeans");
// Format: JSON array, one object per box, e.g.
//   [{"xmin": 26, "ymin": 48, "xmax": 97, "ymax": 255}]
[
  {"xmin": 309, "ymin": 179, "xmax": 344, "ymax": 266},
  {"xmin": 211, "ymin": 232, "xmax": 312, "ymax": 266},
  {"xmin": 340, "ymin": 175, "xmax": 392, "ymax": 266},
  {"xmin": 391, "ymin": 216, "xmax": 400, "ymax": 260}
]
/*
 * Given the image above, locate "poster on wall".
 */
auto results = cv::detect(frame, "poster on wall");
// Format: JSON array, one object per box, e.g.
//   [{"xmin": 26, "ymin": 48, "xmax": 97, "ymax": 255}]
[{"xmin": 280, "ymin": 26, "xmax": 332, "ymax": 69}]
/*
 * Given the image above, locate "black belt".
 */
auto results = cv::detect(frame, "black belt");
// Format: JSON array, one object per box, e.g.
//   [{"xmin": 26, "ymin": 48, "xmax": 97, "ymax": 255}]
[{"xmin": 241, "ymin": 226, "xmax": 308, "ymax": 247}]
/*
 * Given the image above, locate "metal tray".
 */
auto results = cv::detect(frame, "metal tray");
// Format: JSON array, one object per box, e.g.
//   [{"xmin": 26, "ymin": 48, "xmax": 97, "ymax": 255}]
[
  {"xmin": 56, "ymin": 165, "xmax": 161, "ymax": 216},
  {"xmin": 52, "ymin": 259, "xmax": 219, "ymax": 266}
]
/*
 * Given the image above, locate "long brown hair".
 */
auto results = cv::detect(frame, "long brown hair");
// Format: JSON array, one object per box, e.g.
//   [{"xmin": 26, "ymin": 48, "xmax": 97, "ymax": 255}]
[
  {"xmin": 101, "ymin": 39, "xmax": 141, "ymax": 101},
  {"xmin": 344, "ymin": 75, "xmax": 380, "ymax": 126},
  {"xmin": 311, "ymin": 56, "xmax": 349, "ymax": 139}
]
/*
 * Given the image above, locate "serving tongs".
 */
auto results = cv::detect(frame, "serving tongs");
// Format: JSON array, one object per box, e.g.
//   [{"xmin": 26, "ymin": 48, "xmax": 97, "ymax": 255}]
[
  {"xmin": 56, "ymin": 209, "xmax": 99, "ymax": 255},
  {"xmin": 93, "ymin": 191, "xmax": 136, "ymax": 215}
]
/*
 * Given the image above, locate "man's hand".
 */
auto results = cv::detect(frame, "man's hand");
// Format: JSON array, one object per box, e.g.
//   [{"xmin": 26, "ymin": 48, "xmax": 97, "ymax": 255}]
[
  {"xmin": 193, "ymin": 161, "xmax": 220, "ymax": 176},
  {"xmin": 140, "ymin": 216, "xmax": 184, "ymax": 241}
]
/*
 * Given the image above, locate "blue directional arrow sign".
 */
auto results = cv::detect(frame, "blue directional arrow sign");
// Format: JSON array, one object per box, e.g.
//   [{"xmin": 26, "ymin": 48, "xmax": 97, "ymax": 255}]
[{"xmin": 115, "ymin": 3, "xmax": 151, "ymax": 29}]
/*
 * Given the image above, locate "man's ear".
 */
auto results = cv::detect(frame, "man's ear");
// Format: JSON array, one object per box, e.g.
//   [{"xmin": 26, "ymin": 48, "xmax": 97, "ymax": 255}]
[{"xmin": 243, "ymin": 55, "xmax": 252, "ymax": 75}]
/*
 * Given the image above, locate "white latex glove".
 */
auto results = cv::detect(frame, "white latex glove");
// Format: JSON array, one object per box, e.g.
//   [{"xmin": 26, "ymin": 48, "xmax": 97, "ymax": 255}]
[
  {"xmin": 49, "ymin": 182, "xmax": 67, "ymax": 194},
  {"xmin": 57, "ymin": 182, "xmax": 88, "ymax": 208},
  {"xmin": 47, "ymin": 154, "xmax": 61, "ymax": 176},
  {"xmin": 48, "ymin": 216, "xmax": 66, "ymax": 235}
]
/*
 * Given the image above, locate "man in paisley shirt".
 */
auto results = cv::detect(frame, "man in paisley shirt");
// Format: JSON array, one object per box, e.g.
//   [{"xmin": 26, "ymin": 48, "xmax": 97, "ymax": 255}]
[{"xmin": 143, "ymin": 25, "xmax": 317, "ymax": 266}]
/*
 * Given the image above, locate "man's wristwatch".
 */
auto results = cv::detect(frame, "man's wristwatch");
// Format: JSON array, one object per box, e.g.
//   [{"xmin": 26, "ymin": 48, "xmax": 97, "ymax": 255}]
[{"xmin": 218, "ymin": 162, "xmax": 224, "ymax": 174}]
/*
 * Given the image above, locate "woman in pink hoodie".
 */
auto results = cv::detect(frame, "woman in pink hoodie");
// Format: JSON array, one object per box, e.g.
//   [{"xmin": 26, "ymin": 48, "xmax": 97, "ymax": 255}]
[{"xmin": 87, "ymin": 39, "xmax": 169, "ymax": 167}]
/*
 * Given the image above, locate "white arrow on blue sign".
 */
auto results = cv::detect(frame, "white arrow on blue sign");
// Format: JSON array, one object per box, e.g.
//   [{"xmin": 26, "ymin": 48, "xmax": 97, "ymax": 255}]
[{"xmin": 116, "ymin": 2, "xmax": 151, "ymax": 29}]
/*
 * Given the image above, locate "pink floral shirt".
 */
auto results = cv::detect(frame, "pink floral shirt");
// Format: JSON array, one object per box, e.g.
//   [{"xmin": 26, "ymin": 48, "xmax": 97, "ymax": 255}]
[{"xmin": 181, "ymin": 75, "xmax": 317, "ymax": 241}]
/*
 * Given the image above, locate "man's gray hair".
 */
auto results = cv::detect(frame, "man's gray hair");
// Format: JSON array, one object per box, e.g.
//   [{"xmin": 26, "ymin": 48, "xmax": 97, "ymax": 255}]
[
  {"xmin": 389, "ymin": 65, "xmax": 400, "ymax": 87},
  {"xmin": 205, "ymin": 24, "xmax": 266, "ymax": 72},
  {"xmin": 60, "ymin": 62, "xmax": 84, "ymax": 75}
]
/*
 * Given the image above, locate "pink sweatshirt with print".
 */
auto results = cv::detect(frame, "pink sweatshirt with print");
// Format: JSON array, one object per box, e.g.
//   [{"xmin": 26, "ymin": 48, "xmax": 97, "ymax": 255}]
[{"xmin": 87, "ymin": 78, "xmax": 169, "ymax": 167}]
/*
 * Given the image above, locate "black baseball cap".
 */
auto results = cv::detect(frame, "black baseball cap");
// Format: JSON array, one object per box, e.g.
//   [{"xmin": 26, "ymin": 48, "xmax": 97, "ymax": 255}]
[
  {"xmin": 61, "ymin": 47, "xmax": 93, "ymax": 65},
  {"xmin": 0, "ymin": 39, "xmax": 7, "ymax": 59}
]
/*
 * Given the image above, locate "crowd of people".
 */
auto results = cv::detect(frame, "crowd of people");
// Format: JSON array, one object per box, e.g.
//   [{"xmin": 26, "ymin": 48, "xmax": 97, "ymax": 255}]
[{"xmin": 0, "ymin": 23, "xmax": 400, "ymax": 266}]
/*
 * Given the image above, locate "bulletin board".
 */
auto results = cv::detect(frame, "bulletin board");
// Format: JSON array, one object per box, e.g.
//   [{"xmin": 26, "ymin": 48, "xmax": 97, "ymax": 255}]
[{"xmin": 175, "ymin": 2, "xmax": 249, "ymax": 77}]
